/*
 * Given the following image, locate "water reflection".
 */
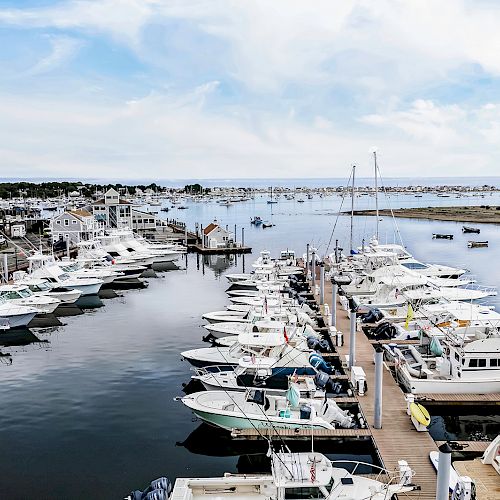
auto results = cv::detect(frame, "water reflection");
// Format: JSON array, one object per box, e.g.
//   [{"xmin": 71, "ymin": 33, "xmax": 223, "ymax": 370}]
[{"xmin": 0, "ymin": 327, "xmax": 45, "ymax": 347}]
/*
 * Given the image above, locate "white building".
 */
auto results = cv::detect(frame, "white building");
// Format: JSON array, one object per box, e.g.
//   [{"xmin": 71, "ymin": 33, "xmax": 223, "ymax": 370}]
[
  {"xmin": 92, "ymin": 188, "xmax": 133, "ymax": 228},
  {"xmin": 203, "ymin": 221, "xmax": 233, "ymax": 248}
]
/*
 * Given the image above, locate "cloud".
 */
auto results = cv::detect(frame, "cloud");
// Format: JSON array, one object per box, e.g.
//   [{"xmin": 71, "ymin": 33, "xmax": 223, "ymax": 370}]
[{"xmin": 26, "ymin": 35, "xmax": 83, "ymax": 75}]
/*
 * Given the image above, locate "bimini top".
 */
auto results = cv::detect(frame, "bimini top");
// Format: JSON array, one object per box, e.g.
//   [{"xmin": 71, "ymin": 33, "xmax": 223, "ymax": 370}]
[{"xmin": 237, "ymin": 331, "xmax": 285, "ymax": 347}]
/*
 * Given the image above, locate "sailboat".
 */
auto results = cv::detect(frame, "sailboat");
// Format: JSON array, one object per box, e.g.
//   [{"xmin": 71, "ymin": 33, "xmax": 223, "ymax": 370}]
[{"xmin": 267, "ymin": 186, "xmax": 278, "ymax": 204}]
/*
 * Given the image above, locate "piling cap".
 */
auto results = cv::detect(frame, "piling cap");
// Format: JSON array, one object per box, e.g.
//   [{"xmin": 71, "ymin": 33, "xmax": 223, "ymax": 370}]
[
  {"xmin": 374, "ymin": 344, "xmax": 383, "ymax": 353},
  {"xmin": 438, "ymin": 443, "xmax": 452, "ymax": 454}
]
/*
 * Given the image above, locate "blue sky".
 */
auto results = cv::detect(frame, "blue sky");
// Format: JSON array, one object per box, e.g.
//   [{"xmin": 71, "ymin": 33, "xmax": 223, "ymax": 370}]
[{"xmin": 0, "ymin": 0, "xmax": 499, "ymax": 180}]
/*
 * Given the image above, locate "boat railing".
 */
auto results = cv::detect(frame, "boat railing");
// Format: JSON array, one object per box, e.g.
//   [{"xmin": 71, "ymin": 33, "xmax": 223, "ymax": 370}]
[
  {"xmin": 330, "ymin": 459, "xmax": 415, "ymax": 486},
  {"xmin": 192, "ymin": 365, "xmax": 238, "ymax": 376}
]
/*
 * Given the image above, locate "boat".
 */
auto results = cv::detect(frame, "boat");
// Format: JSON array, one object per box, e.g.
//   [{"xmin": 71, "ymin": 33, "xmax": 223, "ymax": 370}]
[
  {"xmin": 429, "ymin": 451, "xmax": 461, "ymax": 492},
  {"xmin": 262, "ymin": 223, "xmax": 275, "ymax": 228},
  {"xmin": 266, "ymin": 187, "xmax": 278, "ymax": 204},
  {"xmin": 126, "ymin": 450, "xmax": 418, "ymax": 500},
  {"xmin": 0, "ymin": 284, "xmax": 61, "ymax": 314},
  {"xmin": 462, "ymin": 226, "xmax": 480, "ymax": 234},
  {"xmin": 250, "ymin": 216, "xmax": 263, "ymax": 226},
  {"xmin": 481, "ymin": 434, "xmax": 500, "ymax": 475},
  {"xmin": 468, "ymin": 241, "xmax": 488, "ymax": 248},
  {"xmin": 432, "ymin": 234, "xmax": 453, "ymax": 240},
  {"xmin": 0, "ymin": 299, "xmax": 38, "ymax": 329},
  {"xmin": 180, "ymin": 389, "xmax": 356, "ymax": 431},
  {"xmin": 13, "ymin": 277, "xmax": 82, "ymax": 304},
  {"xmin": 397, "ymin": 337, "xmax": 500, "ymax": 394}
]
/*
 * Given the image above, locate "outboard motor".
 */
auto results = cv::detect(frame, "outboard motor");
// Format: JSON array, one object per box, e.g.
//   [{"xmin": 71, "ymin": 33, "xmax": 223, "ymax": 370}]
[
  {"xmin": 314, "ymin": 371, "xmax": 330, "ymax": 389},
  {"xmin": 128, "ymin": 477, "xmax": 172, "ymax": 500},
  {"xmin": 309, "ymin": 353, "xmax": 333, "ymax": 374}
]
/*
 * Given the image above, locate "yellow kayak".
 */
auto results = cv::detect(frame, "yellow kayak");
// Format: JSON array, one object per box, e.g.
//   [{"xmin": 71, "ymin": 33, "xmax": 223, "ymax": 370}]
[{"xmin": 410, "ymin": 402, "xmax": 430, "ymax": 427}]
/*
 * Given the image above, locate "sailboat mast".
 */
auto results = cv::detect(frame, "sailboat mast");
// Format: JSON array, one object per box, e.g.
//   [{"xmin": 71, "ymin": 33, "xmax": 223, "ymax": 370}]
[
  {"xmin": 350, "ymin": 165, "xmax": 356, "ymax": 254},
  {"xmin": 374, "ymin": 151, "xmax": 379, "ymax": 240}
]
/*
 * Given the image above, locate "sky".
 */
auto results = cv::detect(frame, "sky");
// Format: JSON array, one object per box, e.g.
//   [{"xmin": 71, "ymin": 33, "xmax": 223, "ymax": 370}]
[{"xmin": 0, "ymin": 0, "xmax": 499, "ymax": 180}]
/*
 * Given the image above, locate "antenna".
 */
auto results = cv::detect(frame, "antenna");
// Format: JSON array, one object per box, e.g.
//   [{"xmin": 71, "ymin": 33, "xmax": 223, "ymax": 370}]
[
  {"xmin": 373, "ymin": 149, "xmax": 379, "ymax": 240},
  {"xmin": 350, "ymin": 165, "xmax": 356, "ymax": 254}
]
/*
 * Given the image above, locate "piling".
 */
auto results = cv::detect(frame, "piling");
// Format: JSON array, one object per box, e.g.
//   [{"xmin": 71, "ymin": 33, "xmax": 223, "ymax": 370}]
[
  {"xmin": 349, "ymin": 307, "xmax": 356, "ymax": 368},
  {"xmin": 319, "ymin": 263, "xmax": 325, "ymax": 304},
  {"xmin": 374, "ymin": 345, "xmax": 383, "ymax": 429},
  {"xmin": 311, "ymin": 250, "xmax": 316, "ymax": 288},
  {"xmin": 241, "ymin": 227, "xmax": 245, "ymax": 246},
  {"xmin": 435, "ymin": 443, "xmax": 452, "ymax": 500},
  {"xmin": 2, "ymin": 253, "xmax": 7, "ymax": 282},
  {"xmin": 331, "ymin": 282, "xmax": 337, "ymax": 327},
  {"xmin": 306, "ymin": 243, "xmax": 310, "ymax": 277},
  {"xmin": 66, "ymin": 238, "xmax": 70, "ymax": 259}
]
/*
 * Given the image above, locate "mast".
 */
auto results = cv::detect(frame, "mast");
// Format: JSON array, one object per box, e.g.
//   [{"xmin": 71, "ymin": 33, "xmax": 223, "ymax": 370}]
[
  {"xmin": 350, "ymin": 165, "xmax": 356, "ymax": 254},
  {"xmin": 374, "ymin": 150, "xmax": 379, "ymax": 240}
]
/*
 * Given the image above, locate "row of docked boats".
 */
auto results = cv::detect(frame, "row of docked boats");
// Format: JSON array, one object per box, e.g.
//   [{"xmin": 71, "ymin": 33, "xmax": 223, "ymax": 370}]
[
  {"xmin": 1, "ymin": 231, "xmax": 186, "ymax": 330},
  {"xmin": 328, "ymin": 237, "xmax": 500, "ymax": 394},
  {"xmin": 127, "ymin": 249, "xmax": 421, "ymax": 500}
]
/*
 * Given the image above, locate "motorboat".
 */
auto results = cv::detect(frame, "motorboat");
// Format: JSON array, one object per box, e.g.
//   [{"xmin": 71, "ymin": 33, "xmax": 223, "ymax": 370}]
[
  {"xmin": 127, "ymin": 451, "xmax": 418, "ymax": 500},
  {"xmin": 58, "ymin": 260, "xmax": 122, "ymax": 284},
  {"xmin": 0, "ymin": 299, "xmax": 38, "ymax": 329},
  {"xmin": 27, "ymin": 253, "xmax": 103, "ymax": 296},
  {"xmin": 397, "ymin": 337, "xmax": 500, "ymax": 394},
  {"xmin": 181, "ymin": 389, "xmax": 356, "ymax": 431},
  {"xmin": 0, "ymin": 284, "xmax": 60, "ymax": 314},
  {"xmin": 12, "ymin": 275, "xmax": 82, "ymax": 304},
  {"xmin": 204, "ymin": 320, "xmax": 315, "ymax": 340}
]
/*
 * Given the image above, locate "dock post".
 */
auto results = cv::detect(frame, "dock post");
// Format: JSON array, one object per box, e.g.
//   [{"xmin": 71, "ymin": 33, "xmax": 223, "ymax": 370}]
[
  {"xmin": 306, "ymin": 243, "xmax": 310, "ymax": 276},
  {"xmin": 349, "ymin": 304, "xmax": 356, "ymax": 368},
  {"xmin": 331, "ymin": 282, "xmax": 337, "ymax": 327},
  {"xmin": 311, "ymin": 251, "xmax": 316, "ymax": 288},
  {"xmin": 200, "ymin": 225, "xmax": 204, "ymax": 249},
  {"xmin": 2, "ymin": 253, "xmax": 8, "ymax": 282},
  {"xmin": 374, "ymin": 345, "xmax": 383, "ymax": 429},
  {"xmin": 66, "ymin": 238, "xmax": 70, "ymax": 259},
  {"xmin": 435, "ymin": 443, "xmax": 452, "ymax": 500},
  {"xmin": 319, "ymin": 263, "xmax": 325, "ymax": 304},
  {"xmin": 184, "ymin": 225, "xmax": 187, "ymax": 246},
  {"xmin": 234, "ymin": 224, "xmax": 237, "ymax": 244},
  {"xmin": 241, "ymin": 227, "xmax": 244, "ymax": 246}
]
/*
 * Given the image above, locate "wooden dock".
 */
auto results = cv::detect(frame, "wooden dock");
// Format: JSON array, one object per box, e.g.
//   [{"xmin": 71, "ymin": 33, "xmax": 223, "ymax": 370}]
[
  {"xmin": 319, "ymin": 279, "xmax": 438, "ymax": 499},
  {"xmin": 454, "ymin": 459, "xmax": 500, "ymax": 500},
  {"xmin": 416, "ymin": 393, "xmax": 500, "ymax": 406},
  {"xmin": 435, "ymin": 441, "xmax": 491, "ymax": 454},
  {"xmin": 231, "ymin": 427, "xmax": 372, "ymax": 440},
  {"xmin": 187, "ymin": 244, "xmax": 252, "ymax": 255}
]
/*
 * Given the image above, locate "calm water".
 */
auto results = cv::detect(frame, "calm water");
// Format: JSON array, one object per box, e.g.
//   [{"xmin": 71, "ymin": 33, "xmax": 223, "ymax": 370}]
[{"xmin": 1, "ymin": 192, "xmax": 499, "ymax": 498}]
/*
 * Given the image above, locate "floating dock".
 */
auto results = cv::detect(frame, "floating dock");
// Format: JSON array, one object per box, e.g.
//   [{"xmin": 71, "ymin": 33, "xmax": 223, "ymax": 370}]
[
  {"xmin": 187, "ymin": 244, "xmax": 252, "ymax": 254},
  {"xmin": 317, "ymin": 277, "xmax": 439, "ymax": 499},
  {"xmin": 454, "ymin": 459, "xmax": 500, "ymax": 500}
]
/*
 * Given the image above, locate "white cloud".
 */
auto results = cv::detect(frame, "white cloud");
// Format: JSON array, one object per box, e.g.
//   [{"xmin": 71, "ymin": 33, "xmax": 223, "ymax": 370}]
[{"xmin": 27, "ymin": 35, "xmax": 83, "ymax": 75}]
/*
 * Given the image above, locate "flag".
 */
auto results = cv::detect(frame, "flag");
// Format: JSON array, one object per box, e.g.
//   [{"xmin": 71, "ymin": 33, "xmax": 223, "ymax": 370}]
[
  {"xmin": 283, "ymin": 326, "xmax": 289, "ymax": 343},
  {"xmin": 405, "ymin": 303, "xmax": 414, "ymax": 330},
  {"xmin": 310, "ymin": 460, "xmax": 316, "ymax": 482}
]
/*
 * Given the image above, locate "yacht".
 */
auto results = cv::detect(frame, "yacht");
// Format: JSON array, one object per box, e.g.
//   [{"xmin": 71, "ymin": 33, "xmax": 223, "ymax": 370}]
[
  {"xmin": 13, "ymin": 276, "xmax": 82, "ymax": 304},
  {"xmin": 98, "ymin": 234, "xmax": 155, "ymax": 267},
  {"xmin": 127, "ymin": 451, "xmax": 417, "ymax": 500},
  {"xmin": 0, "ymin": 284, "xmax": 60, "ymax": 314},
  {"xmin": 0, "ymin": 299, "xmax": 38, "ymax": 329}
]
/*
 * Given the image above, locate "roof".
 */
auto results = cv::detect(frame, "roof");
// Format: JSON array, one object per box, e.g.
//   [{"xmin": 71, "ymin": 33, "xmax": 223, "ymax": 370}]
[
  {"xmin": 92, "ymin": 198, "xmax": 131, "ymax": 205},
  {"xmin": 203, "ymin": 222, "xmax": 218, "ymax": 235},
  {"xmin": 68, "ymin": 209, "xmax": 92, "ymax": 218}
]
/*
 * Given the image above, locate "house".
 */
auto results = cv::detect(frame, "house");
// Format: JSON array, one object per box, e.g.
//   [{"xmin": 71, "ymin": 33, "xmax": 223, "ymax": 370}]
[
  {"xmin": 203, "ymin": 221, "xmax": 233, "ymax": 248},
  {"xmin": 51, "ymin": 209, "xmax": 96, "ymax": 244},
  {"xmin": 92, "ymin": 188, "xmax": 133, "ymax": 228}
]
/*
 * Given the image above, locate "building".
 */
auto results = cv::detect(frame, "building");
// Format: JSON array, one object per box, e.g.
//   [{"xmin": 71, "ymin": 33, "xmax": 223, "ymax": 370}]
[
  {"xmin": 202, "ymin": 221, "xmax": 233, "ymax": 248},
  {"xmin": 92, "ymin": 188, "xmax": 133, "ymax": 228},
  {"xmin": 50, "ymin": 209, "xmax": 96, "ymax": 244}
]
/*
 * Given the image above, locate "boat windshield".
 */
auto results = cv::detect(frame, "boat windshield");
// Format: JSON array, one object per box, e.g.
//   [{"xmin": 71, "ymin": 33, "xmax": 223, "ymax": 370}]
[
  {"xmin": 17, "ymin": 288, "xmax": 32, "ymax": 298},
  {"xmin": 36, "ymin": 281, "xmax": 51, "ymax": 291},
  {"xmin": 402, "ymin": 262, "xmax": 429, "ymax": 270}
]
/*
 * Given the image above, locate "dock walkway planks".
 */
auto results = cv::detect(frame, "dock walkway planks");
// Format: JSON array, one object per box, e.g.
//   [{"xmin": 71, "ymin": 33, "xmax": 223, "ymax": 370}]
[
  {"xmin": 320, "ymin": 279, "xmax": 438, "ymax": 499},
  {"xmin": 416, "ymin": 393, "xmax": 500, "ymax": 405},
  {"xmin": 454, "ymin": 459, "xmax": 500, "ymax": 500},
  {"xmin": 435, "ymin": 441, "xmax": 491, "ymax": 453},
  {"xmin": 231, "ymin": 427, "xmax": 372, "ymax": 440}
]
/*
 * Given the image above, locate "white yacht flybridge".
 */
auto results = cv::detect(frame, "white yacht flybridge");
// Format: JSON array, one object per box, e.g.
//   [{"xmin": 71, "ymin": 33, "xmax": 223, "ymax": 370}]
[
  {"xmin": 0, "ymin": 284, "xmax": 60, "ymax": 314},
  {"xmin": 12, "ymin": 275, "xmax": 82, "ymax": 304},
  {"xmin": 110, "ymin": 229, "xmax": 181, "ymax": 263},
  {"xmin": 97, "ymin": 234, "xmax": 155, "ymax": 267},
  {"xmin": 27, "ymin": 253, "xmax": 103, "ymax": 296}
]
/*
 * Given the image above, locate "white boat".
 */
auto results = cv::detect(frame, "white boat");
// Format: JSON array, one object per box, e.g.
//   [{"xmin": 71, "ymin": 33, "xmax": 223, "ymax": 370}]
[
  {"xmin": 0, "ymin": 284, "xmax": 60, "ymax": 314},
  {"xmin": 128, "ymin": 451, "xmax": 417, "ymax": 500},
  {"xmin": 181, "ymin": 389, "xmax": 355, "ymax": 431},
  {"xmin": 0, "ymin": 300, "xmax": 38, "ymax": 329},
  {"xmin": 397, "ymin": 337, "xmax": 500, "ymax": 394},
  {"xmin": 13, "ymin": 275, "xmax": 82, "ymax": 304},
  {"xmin": 481, "ymin": 434, "xmax": 500, "ymax": 475},
  {"xmin": 204, "ymin": 319, "xmax": 314, "ymax": 339}
]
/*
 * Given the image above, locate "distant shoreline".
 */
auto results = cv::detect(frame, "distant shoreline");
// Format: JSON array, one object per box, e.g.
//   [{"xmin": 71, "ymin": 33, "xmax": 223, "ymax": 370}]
[{"xmin": 350, "ymin": 206, "xmax": 500, "ymax": 224}]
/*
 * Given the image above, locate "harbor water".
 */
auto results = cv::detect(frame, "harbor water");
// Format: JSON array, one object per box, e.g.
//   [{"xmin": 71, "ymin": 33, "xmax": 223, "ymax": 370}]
[{"xmin": 1, "ymin": 191, "xmax": 499, "ymax": 498}]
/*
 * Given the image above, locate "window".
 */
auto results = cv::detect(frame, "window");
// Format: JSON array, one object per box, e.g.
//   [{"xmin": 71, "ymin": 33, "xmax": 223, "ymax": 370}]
[
  {"xmin": 469, "ymin": 359, "xmax": 478, "ymax": 367},
  {"xmin": 64, "ymin": 219, "xmax": 69, "ymax": 226},
  {"xmin": 455, "ymin": 352, "xmax": 460, "ymax": 361},
  {"xmin": 478, "ymin": 359, "xmax": 486, "ymax": 367},
  {"xmin": 490, "ymin": 359, "xmax": 498, "ymax": 367},
  {"xmin": 72, "ymin": 220, "xmax": 77, "ymax": 224},
  {"xmin": 56, "ymin": 220, "xmax": 61, "ymax": 225}
]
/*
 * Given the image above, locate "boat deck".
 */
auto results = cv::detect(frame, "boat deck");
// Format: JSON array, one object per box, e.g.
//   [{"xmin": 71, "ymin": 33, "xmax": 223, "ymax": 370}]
[
  {"xmin": 317, "ymin": 278, "xmax": 438, "ymax": 499},
  {"xmin": 230, "ymin": 427, "xmax": 372, "ymax": 440},
  {"xmin": 416, "ymin": 393, "xmax": 500, "ymax": 405},
  {"xmin": 454, "ymin": 459, "xmax": 500, "ymax": 500},
  {"xmin": 435, "ymin": 441, "xmax": 491, "ymax": 453}
]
